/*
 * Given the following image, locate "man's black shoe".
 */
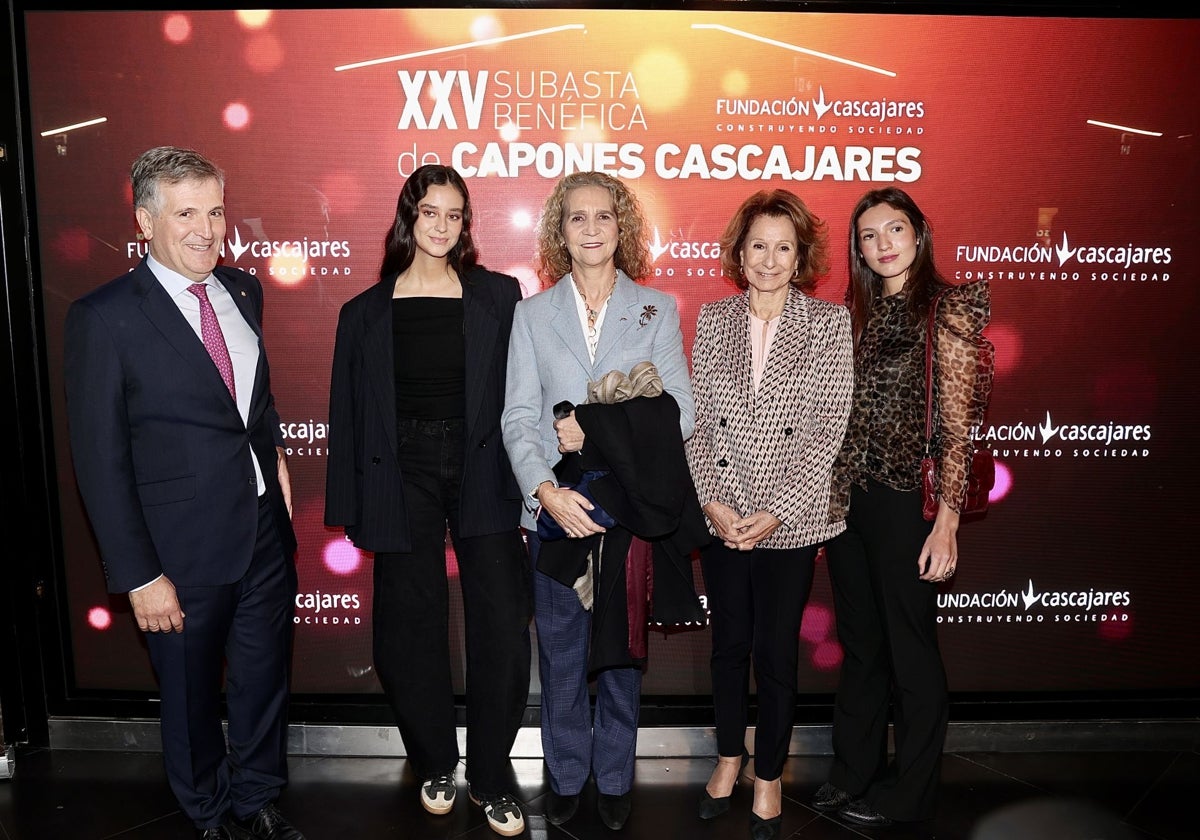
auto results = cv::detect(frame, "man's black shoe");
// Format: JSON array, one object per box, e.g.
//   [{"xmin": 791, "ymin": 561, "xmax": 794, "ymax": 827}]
[
  {"xmin": 811, "ymin": 782, "xmax": 852, "ymax": 813},
  {"xmin": 597, "ymin": 792, "xmax": 632, "ymax": 830},
  {"xmin": 544, "ymin": 790, "xmax": 579, "ymax": 825},
  {"xmin": 238, "ymin": 804, "xmax": 305, "ymax": 840},
  {"xmin": 197, "ymin": 824, "xmax": 250, "ymax": 840},
  {"xmin": 838, "ymin": 798, "xmax": 894, "ymax": 828}
]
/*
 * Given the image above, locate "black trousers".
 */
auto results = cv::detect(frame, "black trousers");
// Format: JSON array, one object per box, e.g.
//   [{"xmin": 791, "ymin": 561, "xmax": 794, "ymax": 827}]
[
  {"xmin": 149, "ymin": 495, "xmax": 296, "ymax": 829},
  {"xmin": 373, "ymin": 417, "xmax": 532, "ymax": 798},
  {"xmin": 825, "ymin": 478, "xmax": 947, "ymax": 822},
  {"xmin": 700, "ymin": 540, "xmax": 817, "ymax": 782}
]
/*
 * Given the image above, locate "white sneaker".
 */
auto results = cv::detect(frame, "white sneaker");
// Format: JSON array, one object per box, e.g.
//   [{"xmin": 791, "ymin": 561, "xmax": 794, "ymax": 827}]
[
  {"xmin": 470, "ymin": 790, "xmax": 526, "ymax": 837},
  {"xmin": 420, "ymin": 774, "xmax": 456, "ymax": 815}
]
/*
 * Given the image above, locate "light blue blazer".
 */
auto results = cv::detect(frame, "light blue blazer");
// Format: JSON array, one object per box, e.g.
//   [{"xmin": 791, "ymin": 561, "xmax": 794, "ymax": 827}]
[{"xmin": 502, "ymin": 270, "xmax": 695, "ymax": 530}]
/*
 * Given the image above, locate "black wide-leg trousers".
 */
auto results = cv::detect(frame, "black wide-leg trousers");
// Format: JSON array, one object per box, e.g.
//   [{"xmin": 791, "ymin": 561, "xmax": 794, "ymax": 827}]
[
  {"xmin": 372, "ymin": 417, "xmax": 532, "ymax": 798},
  {"xmin": 825, "ymin": 478, "xmax": 947, "ymax": 822}
]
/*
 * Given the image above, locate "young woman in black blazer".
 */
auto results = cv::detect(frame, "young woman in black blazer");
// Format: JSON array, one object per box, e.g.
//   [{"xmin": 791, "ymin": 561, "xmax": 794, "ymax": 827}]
[{"xmin": 324, "ymin": 165, "xmax": 531, "ymax": 837}]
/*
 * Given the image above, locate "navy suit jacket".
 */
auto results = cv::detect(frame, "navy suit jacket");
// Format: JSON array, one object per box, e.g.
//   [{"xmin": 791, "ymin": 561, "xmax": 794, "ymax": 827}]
[
  {"xmin": 323, "ymin": 267, "xmax": 523, "ymax": 552},
  {"xmin": 64, "ymin": 258, "xmax": 297, "ymax": 594}
]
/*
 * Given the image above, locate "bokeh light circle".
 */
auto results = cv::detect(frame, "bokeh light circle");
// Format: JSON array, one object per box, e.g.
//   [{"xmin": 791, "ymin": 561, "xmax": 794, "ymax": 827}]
[
  {"xmin": 990, "ymin": 459, "xmax": 1012, "ymax": 503},
  {"xmin": 811, "ymin": 640, "xmax": 843, "ymax": 671},
  {"xmin": 1098, "ymin": 610, "xmax": 1134, "ymax": 642},
  {"xmin": 163, "ymin": 14, "xmax": 191, "ymax": 45},
  {"xmin": 236, "ymin": 10, "xmax": 272, "ymax": 29},
  {"xmin": 268, "ymin": 254, "xmax": 308, "ymax": 288},
  {"xmin": 245, "ymin": 34, "xmax": 285, "ymax": 74},
  {"xmin": 323, "ymin": 537, "xmax": 362, "ymax": 576},
  {"xmin": 800, "ymin": 603, "xmax": 834, "ymax": 643},
  {"xmin": 500, "ymin": 122, "xmax": 521, "ymax": 143},
  {"xmin": 470, "ymin": 15, "xmax": 502, "ymax": 41},
  {"xmin": 222, "ymin": 102, "xmax": 251, "ymax": 131},
  {"xmin": 87, "ymin": 606, "xmax": 112, "ymax": 631},
  {"xmin": 721, "ymin": 69, "xmax": 750, "ymax": 96},
  {"xmin": 631, "ymin": 48, "xmax": 690, "ymax": 111},
  {"xmin": 986, "ymin": 322, "xmax": 1022, "ymax": 378}
]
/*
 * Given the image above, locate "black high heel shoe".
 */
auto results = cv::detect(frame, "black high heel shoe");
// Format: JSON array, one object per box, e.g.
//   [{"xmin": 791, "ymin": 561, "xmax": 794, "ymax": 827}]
[
  {"xmin": 749, "ymin": 811, "xmax": 782, "ymax": 840},
  {"xmin": 698, "ymin": 750, "xmax": 751, "ymax": 820},
  {"xmin": 749, "ymin": 776, "xmax": 783, "ymax": 840}
]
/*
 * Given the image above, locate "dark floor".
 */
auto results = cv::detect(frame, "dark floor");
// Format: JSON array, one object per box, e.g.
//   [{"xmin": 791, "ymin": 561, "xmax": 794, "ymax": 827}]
[{"xmin": 1, "ymin": 744, "xmax": 1197, "ymax": 840}]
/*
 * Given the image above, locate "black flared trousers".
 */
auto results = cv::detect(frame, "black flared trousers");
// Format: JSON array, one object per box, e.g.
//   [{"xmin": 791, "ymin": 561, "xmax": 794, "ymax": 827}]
[{"xmin": 825, "ymin": 478, "xmax": 947, "ymax": 822}]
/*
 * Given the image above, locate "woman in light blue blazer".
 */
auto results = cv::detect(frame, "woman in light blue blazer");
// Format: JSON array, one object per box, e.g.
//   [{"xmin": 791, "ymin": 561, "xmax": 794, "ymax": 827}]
[{"xmin": 502, "ymin": 171, "xmax": 694, "ymax": 831}]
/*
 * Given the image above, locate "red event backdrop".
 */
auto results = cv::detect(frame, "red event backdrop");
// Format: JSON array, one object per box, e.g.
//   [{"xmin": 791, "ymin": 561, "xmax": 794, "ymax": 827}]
[{"xmin": 22, "ymin": 8, "xmax": 1198, "ymax": 700}]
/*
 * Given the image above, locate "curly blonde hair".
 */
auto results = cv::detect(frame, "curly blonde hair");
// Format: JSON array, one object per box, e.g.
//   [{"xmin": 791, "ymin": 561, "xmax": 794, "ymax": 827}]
[{"xmin": 534, "ymin": 171, "xmax": 652, "ymax": 285}]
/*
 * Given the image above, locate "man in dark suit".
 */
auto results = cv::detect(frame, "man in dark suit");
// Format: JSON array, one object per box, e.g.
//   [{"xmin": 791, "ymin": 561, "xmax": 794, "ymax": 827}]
[{"xmin": 64, "ymin": 146, "xmax": 303, "ymax": 840}]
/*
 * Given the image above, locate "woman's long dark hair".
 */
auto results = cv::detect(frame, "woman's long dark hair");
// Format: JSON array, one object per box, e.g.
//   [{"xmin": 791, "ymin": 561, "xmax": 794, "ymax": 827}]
[
  {"xmin": 846, "ymin": 187, "xmax": 948, "ymax": 346},
  {"xmin": 379, "ymin": 165, "xmax": 478, "ymax": 281}
]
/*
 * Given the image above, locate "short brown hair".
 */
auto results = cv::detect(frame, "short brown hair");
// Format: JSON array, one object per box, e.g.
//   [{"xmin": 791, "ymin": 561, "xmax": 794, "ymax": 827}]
[{"xmin": 719, "ymin": 189, "xmax": 828, "ymax": 293}]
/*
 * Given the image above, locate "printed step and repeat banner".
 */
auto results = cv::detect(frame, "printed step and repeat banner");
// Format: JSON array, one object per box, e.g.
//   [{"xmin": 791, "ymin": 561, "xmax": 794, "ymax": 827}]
[{"xmin": 23, "ymin": 8, "xmax": 1198, "ymax": 700}]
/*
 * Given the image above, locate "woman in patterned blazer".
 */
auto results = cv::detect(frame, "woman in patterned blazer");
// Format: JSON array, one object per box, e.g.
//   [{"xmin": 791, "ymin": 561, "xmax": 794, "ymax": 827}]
[{"xmin": 686, "ymin": 189, "xmax": 854, "ymax": 840}]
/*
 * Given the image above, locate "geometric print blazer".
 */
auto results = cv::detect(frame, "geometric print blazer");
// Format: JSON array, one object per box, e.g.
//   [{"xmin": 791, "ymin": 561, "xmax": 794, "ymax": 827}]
[{"xmin": 685, "ymin": 286, "xmax": 854, "ymax": 549}]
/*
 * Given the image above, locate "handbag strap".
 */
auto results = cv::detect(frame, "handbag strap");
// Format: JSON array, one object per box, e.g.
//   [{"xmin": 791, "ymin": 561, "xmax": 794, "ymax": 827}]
[{"xmin": 924, "ymin": 289, "xmax": 949, "ymax": 456}]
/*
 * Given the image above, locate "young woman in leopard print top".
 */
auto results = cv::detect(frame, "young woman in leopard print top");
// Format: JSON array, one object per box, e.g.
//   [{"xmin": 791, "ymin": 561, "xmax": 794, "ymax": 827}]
[{"xmin": 813, "ymin": 188, "xmax": 994, "ymax": 829}]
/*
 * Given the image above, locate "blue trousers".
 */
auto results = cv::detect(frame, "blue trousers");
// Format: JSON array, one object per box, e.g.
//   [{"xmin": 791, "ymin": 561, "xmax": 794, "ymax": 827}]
[{"xmin": 528, "ymin": 533, "xmax": 641, "ymax": 796}]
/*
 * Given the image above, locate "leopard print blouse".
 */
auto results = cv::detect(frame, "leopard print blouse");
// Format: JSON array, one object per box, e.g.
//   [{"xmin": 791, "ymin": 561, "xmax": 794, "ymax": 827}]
[{"xmin": 829, "ymin": 279, "xmax": 994, "ymax": 518}]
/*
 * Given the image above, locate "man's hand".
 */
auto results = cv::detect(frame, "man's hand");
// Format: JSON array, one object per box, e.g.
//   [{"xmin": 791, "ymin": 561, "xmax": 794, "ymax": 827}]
[{"xmin": 129, "ymin": 576, "xmax": 185, "ymax": 633}]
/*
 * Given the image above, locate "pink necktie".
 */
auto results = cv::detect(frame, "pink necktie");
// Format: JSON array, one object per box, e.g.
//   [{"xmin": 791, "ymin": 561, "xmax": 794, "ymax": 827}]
[{"xmin": 187, "ymin": 283, "xmax": 236, "ymax": 400}]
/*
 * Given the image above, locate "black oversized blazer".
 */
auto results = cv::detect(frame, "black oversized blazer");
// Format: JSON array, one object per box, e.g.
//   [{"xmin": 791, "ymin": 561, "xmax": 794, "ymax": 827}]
[{"xmin": 324, "ymin": 266, "xmax": 523, "ymax": 551}]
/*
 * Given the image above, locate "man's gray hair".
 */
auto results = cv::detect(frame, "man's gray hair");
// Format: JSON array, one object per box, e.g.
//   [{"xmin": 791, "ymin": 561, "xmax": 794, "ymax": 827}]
[{"xmin": 131, "ymin": 146, "xmax": 225, "ymax": 215}]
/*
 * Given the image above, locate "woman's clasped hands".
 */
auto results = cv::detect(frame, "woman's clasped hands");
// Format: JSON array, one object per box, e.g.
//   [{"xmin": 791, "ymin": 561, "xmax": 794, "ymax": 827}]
[{"xmin": 703, "ymin": 501, "xmax": 781, "ymax": 551}]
